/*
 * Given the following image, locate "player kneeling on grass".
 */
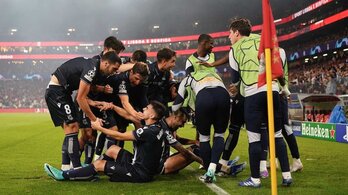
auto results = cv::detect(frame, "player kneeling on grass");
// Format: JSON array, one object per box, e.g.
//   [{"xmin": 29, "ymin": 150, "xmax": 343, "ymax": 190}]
[
  {"xmin": 160, "ymin": 109, "xmax": 246, "ymax": 177},
  {"xmin": 44, "ymin": 101, "xmax": 167, "ymax": 183}
]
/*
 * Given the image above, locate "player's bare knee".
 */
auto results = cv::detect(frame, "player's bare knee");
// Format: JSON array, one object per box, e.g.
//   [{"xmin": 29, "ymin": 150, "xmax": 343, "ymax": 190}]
[
  {"xmin": 105, "ymin": 145, "xmax": 121, "ymax": 159},
  {"xmin": 93, "ymin": 160, "xmax": 106, "ymax": 171},
  {"xmin": 63, "ymin": 122, "xmax": 79, "ymax": 134}
]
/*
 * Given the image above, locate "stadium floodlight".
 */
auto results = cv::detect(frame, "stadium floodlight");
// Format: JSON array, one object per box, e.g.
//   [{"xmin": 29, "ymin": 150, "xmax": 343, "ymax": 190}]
[
  {"xmin": 313, "ymin": 56, "xmax": 318, "ymax": 59},
  {"xmin": 274, "ymin": 19, "xmax": 282, "ymax": 23},
  {"xmin": 344, "ymin": 48, "xmax": 348, "ymax": 52},
  {"xmin": 333, "ymin": 51, "xmax": 337, "ymax": 54},
  {"xmin": 11, "ymin": 29, "xmax": 17, "ymax": 32},
  {"xmin": 111, "ymin": 27, "xmax": 118, "ymax": 31},
  {"xmin": 194, "ymin": 22, "xmax": 199, "ymax": 25},
  {"xmin": 68, "ymin": 28, "xmax": 75, "ymax": 32},
  {"xmin": 323, "ymin": 53, "xmax": 328, "ymax": 56},
  {"xmin": 153, "ymin": 25, "xmax": 160, "ymax": 29},
  {"xmin": 79, "ymin": 43, "xmax": 94, "ymax": 47}
]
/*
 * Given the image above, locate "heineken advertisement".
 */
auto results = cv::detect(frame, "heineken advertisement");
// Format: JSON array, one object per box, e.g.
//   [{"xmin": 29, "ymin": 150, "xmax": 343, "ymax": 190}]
[{"xmin": 301, "ymin": 122, "xmax": 336, "ymax": 141}]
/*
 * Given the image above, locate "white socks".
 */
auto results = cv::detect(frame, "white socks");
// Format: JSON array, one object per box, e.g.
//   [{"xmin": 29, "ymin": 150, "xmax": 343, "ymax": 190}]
[
  {"xmin": 208, "ymin": 163, "xmax": 217, "ymax": 173},
  {"xmin": 260, "ymin": 160, "xmax": 267, "ymax": 172},
  {"xmin": 282, "ymin": 172, "xmax": 292, "ymax": 179}
]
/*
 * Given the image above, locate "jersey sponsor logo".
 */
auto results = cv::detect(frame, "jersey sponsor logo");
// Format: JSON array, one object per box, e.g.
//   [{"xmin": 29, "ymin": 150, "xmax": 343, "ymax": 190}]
[
  {"xmin": 136, "ymin": 128, "xmax": 144, "ymax": 137},
  {"xmin": 119, "ymin": 81, "xmax": 127, "ymax": 94},
  {"xmin": 84, "ymin": 67, "xmax": 96, "ymax": 82}
]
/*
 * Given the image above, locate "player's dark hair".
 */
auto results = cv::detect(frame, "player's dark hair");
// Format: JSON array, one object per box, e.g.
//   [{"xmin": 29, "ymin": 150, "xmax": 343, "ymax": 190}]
[
  {"xmin": 101, "ymin": 51, "xmax": 122, "ymax": 65},
  {"xmin": 198, "ymin": 34, "xmax": 212, "ymax": 44},
  {"xmin": 132, "ymin": 50, "xmax": 147, "ymax": 63},
  {"xmin": 132, "ymin": 62, "xmax": 149, "ymax": 80},
  {"xmin": 229, "ymin": 18, "xmax": 252, "ymax": 36},
  {"xmin": 157, "ymin": 48, "xmax": 176, "ymax": 63},
  {"xmin": 150, "ymin": 101, "xmax": 167, "ymax": 120},
  {"xmin": 172, "ymin": 108, "xmax": 188, "ymax": 121},
  {"xmin": 104, "ymin": 36, "xmax": 125, "ymax": 54}
]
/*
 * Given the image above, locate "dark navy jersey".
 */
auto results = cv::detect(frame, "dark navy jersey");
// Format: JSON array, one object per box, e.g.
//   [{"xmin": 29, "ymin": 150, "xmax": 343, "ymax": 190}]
[
  {"xmin": 92, "ymin": 52, "xmax": 103, "ymax": 60},
  {"xmin": 52, "ymin": 57, "xmax": 100, "ymax": 93},
  {"xmin": 131, "ymin": 122, "xmax": 166, "ymax": 176},
  {"xmin": 106, "ymin": 72, "xmax": 148, "ymax": 110},
  {"xmin": 159, "ymin": 119, "xmax": 178, "ymax": 163},
  {"xmin": 145, "ymin": 62, "xmax": 171, "ymax": 105}
]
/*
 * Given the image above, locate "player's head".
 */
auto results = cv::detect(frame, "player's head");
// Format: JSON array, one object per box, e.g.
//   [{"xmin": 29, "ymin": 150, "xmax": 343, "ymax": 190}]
[
  {"xmin": 157, "ymin": 48, "xmax": 176, "ymax": 71},
  {"xmin": 143, "ymin": 101, "xmax": 166, "ymax": 121},
  {"xmin": 228, "ymin": 18, "xmax": 252, "ymax": 44},
  {"xmin": 103, "ymin": 36, "xmax": 125, "ymax": 54},
  {"xmin": 169, "ymin": 108, "xmax": 188, "ymax": 130},
  {"xmin": 198, "ymin": 34, "xmax": 214, "ymax": 54},
  {"xmin": 131, "ymin": 50, "xmax": 147, "ymax": 63},
  {"xmin": 129, "ymin": 62, "xmax": 149, "ymax": 86},
  {"xmin": 100, "ymin": 51, "xmax": 122, "ymax": 76}
]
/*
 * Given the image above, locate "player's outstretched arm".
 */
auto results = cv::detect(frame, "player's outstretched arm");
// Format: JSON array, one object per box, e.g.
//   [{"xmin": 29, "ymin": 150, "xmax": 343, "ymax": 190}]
[
  {"xmin": 172, "ymin": 143, "xmax": 203, "ymax": 164},
  {"xmin": 176, "ymin": 134, "xmax": 199, "ymax": 145},
  {"xmin": 199, "ymin": 53, "xmax": 229, "ymax": 67},
  {"xmin": 91, "ymin": 119, "xmax": 135, "ymax": 141},
  {"xmin": 117, "ymin": 63, "xmax": 135, "ymax": 73},
  {"xmin": 77, "ymin": 81, "xmax": 97, "ymax": 122}
]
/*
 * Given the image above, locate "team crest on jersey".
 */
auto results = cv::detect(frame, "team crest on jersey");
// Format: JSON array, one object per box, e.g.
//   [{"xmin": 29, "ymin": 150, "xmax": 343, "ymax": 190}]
[
  {"xmin": 84, "ymin": 67, "xmax": 96, "ymax": 82},
  {"xmin": 136, "ymin": 128, "xmax": 144, "ymax": 137}
]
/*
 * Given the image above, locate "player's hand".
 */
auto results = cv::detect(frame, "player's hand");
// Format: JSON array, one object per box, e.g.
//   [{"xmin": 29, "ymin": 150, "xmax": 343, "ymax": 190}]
[
  {"xmin": 194, "ymin": 140, "xmax": 200, "ymax": 146},
  {"xmin": 134, "ymin": 111, "xmax": 145, "ymax": 121},
  {"xmin": 228, "ymin": 84, "xmax": 238, "ymax": 97},
  {"xmin": 170, "ymin": 85, "xmax": 178, "ymax": 100},
  {"xmin": 103, "ymin": 84, "xmax": 113, "ymax": 94},
  {"xmin": 91, "ymin": 118, "xmax": 103, "ymax": 130},
  {"xmin": 97, "ymin": 102, "xmax": 113, "ymax": 111},
  {"xmin": 198, "ymin": 61, "xmax": 213, "ymax": 67}
]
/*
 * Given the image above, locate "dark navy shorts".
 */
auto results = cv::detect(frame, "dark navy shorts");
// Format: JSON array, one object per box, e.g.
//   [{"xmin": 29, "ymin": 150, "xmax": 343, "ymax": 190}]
[{"xmin": 45, "ymin": 85, "xmax": 78, "ymax": 127}]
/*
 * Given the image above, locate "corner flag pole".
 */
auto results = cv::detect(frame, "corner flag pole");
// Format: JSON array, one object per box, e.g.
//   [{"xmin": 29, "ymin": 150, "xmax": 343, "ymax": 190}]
[
  {"xmin": 265, "ymin": 47, "xmax": 278, "ymax": 195},
  {"xmin": 259, "ymin": 0, "xmax": 281, "ymax": 194}
]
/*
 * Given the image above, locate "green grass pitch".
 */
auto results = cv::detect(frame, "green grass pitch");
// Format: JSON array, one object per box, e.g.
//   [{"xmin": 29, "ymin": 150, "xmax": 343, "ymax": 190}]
[{"xmin": 0, "ymin": 113, "xmax": 347, "ymax": 194}]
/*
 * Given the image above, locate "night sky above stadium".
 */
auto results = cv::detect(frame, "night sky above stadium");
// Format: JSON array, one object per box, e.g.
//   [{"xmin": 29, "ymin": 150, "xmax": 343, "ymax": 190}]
[{"xmin": 0, "ymin": 0, "xmax": 318, "ymax": 41}]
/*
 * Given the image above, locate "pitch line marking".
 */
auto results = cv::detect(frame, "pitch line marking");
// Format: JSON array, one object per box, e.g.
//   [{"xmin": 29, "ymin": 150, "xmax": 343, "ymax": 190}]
[{"xmin": 185, "ymin": 165, "xmax": 230, "ymax": 195}]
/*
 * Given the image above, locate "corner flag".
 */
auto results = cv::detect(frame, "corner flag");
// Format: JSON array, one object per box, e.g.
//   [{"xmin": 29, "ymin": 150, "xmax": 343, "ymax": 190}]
[{"xmin": 257, "ymin": 0, "xmax": 283, "ymax": 87}]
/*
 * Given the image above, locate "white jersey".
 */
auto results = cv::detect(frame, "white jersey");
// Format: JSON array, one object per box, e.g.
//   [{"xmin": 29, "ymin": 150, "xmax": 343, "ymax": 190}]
[{"xmin": 172, "ymin": 74, "xmax": 226, "ymax": 111}]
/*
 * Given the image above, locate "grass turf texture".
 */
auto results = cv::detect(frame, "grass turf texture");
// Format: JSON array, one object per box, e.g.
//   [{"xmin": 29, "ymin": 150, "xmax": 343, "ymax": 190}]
[{"xmin": 0, "ymin": 113, "xmax": 347, "ymax": 194}]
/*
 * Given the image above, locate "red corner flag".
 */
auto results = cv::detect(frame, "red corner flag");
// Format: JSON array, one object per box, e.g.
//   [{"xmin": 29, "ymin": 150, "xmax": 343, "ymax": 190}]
[{"xmin": 257, "ymin": 0, "xmax": 283, "ymax": 87}]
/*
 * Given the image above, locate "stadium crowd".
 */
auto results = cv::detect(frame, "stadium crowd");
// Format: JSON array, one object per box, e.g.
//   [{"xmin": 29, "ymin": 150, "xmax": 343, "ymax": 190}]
[
  {"xmin": 288, "ymin": 49, "xmax": 348, "ymax": 95},
  {"xmin": 0, "ymin": 79, "xmax": 47, "ymax": 108},
  {"xmin": 0, "ymin": 43, "xmax": 347, "ymax": 109}
]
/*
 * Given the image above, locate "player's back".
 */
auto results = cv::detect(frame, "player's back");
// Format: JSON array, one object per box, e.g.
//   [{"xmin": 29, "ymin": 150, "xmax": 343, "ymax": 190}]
[
  {"xmin": 53, "ymin": 57, "xmax": 99, "ymax": 92},
  {"xmin": 132, "ymin": 123, "xmax": 166, "ymax": 176}
]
